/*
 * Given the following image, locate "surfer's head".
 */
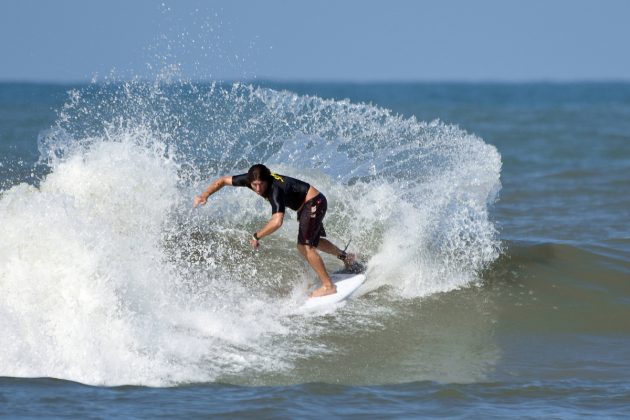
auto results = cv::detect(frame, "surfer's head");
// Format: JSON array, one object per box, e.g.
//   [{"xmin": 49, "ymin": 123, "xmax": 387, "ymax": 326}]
[{"xmin": 247, "ymin": 164, "xmax": 272, "ymax": 197}]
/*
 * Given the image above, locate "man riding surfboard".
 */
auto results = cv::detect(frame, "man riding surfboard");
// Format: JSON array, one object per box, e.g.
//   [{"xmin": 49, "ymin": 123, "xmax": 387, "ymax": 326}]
[{"xmin": 193, "ymin": 164, "xmax": 356, "ymax": 297}]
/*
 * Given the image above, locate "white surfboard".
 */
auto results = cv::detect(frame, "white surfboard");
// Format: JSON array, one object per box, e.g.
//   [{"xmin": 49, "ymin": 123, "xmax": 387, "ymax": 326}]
[{"xmin": 301, "ymin": 273, "xmax": 366, "ymax": 311}]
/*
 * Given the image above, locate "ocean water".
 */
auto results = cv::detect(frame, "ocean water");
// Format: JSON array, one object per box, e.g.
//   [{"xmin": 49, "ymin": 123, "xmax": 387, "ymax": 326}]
[{"xmin": 0, "ymin": 81, "xmax": 629, "ymax": 417}]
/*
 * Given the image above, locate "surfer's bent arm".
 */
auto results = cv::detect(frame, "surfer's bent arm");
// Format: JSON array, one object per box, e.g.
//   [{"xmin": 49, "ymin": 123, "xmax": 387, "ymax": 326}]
[
  {"xmin": 255, "ymin": 212, "xmax": 284, "ymax": 240},
  {"xmin": 193, "ymin": 176, "xmax": 233, "ymax": 207},
  {"xmin": 251, "ymin": 212, "xmax": 284, "ymax": 248}
]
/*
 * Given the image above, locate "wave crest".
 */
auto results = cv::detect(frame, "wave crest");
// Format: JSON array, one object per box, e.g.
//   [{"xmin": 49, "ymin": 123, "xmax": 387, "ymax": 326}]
[{"xmin": 1, "ymin": 80, "xmax": 502, "ymax": 385}]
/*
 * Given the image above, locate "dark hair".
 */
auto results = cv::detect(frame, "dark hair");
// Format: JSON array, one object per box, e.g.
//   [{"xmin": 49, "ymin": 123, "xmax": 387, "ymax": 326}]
[{"xmin": 247, "ymin": 164, "xmax": 273, "ymax": 184}]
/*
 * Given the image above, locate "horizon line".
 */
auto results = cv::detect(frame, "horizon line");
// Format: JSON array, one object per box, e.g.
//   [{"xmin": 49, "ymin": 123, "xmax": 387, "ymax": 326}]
[{"xmin": 2, "ymin": 77, "xmax": 630, "ymax": 86}]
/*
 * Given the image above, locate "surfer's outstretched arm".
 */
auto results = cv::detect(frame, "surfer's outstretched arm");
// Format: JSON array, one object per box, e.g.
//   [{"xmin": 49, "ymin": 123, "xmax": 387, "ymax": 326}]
[{"xmin": 193, "ymin": 176, "xmax": 233, "ymax": 207}]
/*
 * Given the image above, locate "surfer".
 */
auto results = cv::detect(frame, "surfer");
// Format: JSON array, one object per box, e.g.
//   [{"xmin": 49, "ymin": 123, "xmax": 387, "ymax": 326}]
[{"xmin": 193, "ymin": 164, "xmax": 356, "ymax": 297}]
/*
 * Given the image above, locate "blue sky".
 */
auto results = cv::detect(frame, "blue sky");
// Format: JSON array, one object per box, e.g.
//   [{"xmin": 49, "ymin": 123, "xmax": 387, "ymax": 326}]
[{"xmin": 1, "ymin": 0, "xmax": 629, "ymax": 82}]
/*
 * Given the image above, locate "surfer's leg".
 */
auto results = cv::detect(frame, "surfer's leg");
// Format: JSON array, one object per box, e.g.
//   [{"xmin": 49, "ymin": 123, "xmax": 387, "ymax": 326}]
[
  {"xmin": 298, "ymin": 244, "xmax": 337, "ymax": 297},
  {"xmin": 316, "ymin": 238, "xmax": 340, "ymax": 255},
  {"xmin": 317, "ymin": 238, "xmax": 356, "ymax": 267}
]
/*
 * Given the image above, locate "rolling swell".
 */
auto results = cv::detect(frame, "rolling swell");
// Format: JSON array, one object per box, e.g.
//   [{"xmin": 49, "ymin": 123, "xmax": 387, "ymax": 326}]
[{"xmin": 483, "ymin": 241, "xmax": 630, "ymax": 334}]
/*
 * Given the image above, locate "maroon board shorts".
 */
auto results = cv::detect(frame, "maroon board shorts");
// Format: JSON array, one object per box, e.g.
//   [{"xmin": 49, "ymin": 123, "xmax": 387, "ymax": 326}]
[{"xmin": 297, "ymin": 193, "xmax": 327, "ymax": 247}]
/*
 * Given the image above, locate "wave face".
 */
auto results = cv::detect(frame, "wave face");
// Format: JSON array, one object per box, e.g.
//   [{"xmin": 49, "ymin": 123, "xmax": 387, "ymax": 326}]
[{"xmin": 0, "ymin": 81, "xmax": 502, "ymax": 386}]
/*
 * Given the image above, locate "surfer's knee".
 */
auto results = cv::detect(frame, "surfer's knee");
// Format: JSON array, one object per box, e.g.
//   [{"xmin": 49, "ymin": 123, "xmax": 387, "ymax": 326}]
[
  {"xmin": 298, "ymin": 244, "xmax": 318, "ymax": 257},
  {"xmin": 302, "ymin": 244, "xmax": 313, "ymax": 253}
]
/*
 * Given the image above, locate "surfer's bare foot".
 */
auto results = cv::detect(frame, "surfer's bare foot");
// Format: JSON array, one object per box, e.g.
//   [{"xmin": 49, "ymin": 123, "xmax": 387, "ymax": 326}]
[{"xmin": 310, "ymin": 284, "xmax": 337, "ymax": 297}]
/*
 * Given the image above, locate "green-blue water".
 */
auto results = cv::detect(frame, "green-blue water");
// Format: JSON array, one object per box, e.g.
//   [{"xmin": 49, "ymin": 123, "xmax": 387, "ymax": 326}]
[{"xmin": 1, "ymin": 82, "xmax": 629, "ymax": 417}]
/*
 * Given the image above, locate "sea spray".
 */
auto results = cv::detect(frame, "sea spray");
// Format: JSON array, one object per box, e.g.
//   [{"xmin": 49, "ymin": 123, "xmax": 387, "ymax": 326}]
[{"xmin": 0, "ymin": 80, "xmax": 502, "ymax": 385}]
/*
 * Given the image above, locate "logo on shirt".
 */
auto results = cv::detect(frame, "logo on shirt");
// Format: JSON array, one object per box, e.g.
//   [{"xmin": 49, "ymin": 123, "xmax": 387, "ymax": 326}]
[{"xmin": 271, "ymin": 173, "xmax": 284, "ymax": 182}]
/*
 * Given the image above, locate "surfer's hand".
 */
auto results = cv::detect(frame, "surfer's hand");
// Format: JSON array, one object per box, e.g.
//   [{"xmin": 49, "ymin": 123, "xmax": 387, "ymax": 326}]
[
  {"xmin": 193, "ymin": 195, "xmax": 207, "ymax": 208},
  {"xmin": 250, "ymin": 238, "xmax": 260, "ymax": 250}
]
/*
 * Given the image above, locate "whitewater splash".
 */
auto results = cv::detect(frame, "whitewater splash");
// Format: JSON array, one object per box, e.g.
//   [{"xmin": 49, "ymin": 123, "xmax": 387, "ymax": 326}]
[{"xmin": 0, "ymin": 81, "xmax": 501, "ymax": 386}]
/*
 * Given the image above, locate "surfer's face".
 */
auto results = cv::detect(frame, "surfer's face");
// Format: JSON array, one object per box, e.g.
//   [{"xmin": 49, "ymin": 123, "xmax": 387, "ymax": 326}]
[{"xmin": 251, "ymin": 180, "xmax": 268, "ymax": 197}]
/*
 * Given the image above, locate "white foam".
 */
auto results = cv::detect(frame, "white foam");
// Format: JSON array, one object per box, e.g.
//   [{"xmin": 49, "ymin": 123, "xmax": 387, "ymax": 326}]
[{"xmin": 0, "ymin": 129, "xmax": 306, "ymax": 386}]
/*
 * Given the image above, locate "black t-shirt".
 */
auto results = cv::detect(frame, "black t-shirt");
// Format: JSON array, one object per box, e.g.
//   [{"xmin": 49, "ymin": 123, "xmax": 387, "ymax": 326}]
[{"xmin": 231, "ymin": 173, "xmax": 310, "ymax": 214}]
